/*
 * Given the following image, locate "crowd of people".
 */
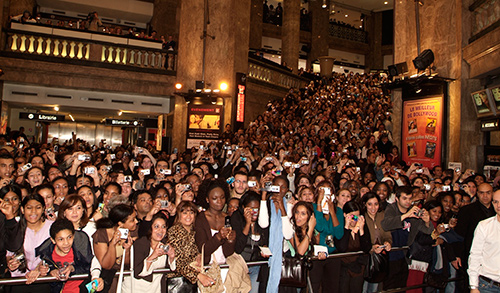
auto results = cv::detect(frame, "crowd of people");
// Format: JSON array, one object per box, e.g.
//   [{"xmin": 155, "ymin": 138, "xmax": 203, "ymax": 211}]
[
  {"xmin": 263, "ymin": 1, "xmax": 284, "ymax": 26},
  {"xmin": 0, "ymin": 72, "xmax": 498, "ymax": 293},
  {"xmin": 329, "ymin": 18, "xmax": 364, "ymax": 31}
]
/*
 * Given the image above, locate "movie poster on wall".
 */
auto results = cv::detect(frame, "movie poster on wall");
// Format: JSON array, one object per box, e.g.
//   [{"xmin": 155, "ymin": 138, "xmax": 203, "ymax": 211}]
[
  {"xmin": 402, "ymin": 96, "xmax": 443, "ymax": 168},
  {"xmin": 489, "ymin": 86, "xmax": 500, "ymax": 113},
  {"xmin": 186, "ymin": 104, "xmax": 222, "ymax": 148},
  {"xmin": 471, "ymin": 90, "xmax": 495, "ymax": 117}
]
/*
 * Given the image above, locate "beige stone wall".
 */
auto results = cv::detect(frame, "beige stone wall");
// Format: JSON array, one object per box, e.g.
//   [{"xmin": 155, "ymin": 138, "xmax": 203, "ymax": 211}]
[
  {"xmin": 0, "ymin": 57, "xmax": 175, "ymax": 96},
  {"xmin": 393, "ymin": 0, "xmax": 467, "ymax": 167}
]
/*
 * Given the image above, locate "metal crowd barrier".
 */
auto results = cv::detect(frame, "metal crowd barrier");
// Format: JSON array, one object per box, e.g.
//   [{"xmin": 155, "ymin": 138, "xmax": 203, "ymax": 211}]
[{"xmin": 0, "ymin": 246, "xmax": 462, "ymax": 292}]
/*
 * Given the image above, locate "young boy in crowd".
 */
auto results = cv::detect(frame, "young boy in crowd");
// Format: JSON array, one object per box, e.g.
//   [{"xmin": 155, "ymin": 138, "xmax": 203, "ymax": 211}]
[{"xmin": 34, "ymin": 219, "xmax": 94, "ymax": 293}]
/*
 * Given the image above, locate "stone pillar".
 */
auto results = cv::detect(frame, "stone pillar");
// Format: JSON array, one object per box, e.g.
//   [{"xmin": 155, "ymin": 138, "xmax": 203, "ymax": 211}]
[
  {"xmin": 249, "ymin": 0, "xmax": 263, "ymax": 50},
  {"xmin": 394, "ymin": 0, "xmax": 463, "ymax": 165},
  {"xmin": 151, "ymin": 0, "xmax": 179, "ymax": 38},
  {"xmin": 392, "ymin": 89, "xmax": 403, "ymax": 151},
  {"xmin": 173, "ymin": 0, "xmax": 251, "ymax": 151},
  {"xmin": 8, "ymin": 0, "xmax": 36, "ymax": 16},
  {"xmin": 365, "ymin": 11, "xmax": 383, "ymax": 71},
  {"xmin": 307, "ymin": 0, "xmax": 329, "ymax": 70},
  {"xmin": 282, "ymin": 0, "xmax": 300, "ymax": 73}
]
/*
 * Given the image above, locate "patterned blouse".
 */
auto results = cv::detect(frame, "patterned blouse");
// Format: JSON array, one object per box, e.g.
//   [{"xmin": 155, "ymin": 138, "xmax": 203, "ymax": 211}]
[{"xmin": 167, "ymin": 223, "xmax": 200, "ymax": 283}]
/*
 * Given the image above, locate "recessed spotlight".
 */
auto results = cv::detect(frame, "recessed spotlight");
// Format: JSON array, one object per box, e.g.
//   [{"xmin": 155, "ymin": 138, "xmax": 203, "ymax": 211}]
[
  {"xmin": 54, "ymin": 106, "xmax": 59, "ymax": 111},
  {"xmin": 384, "ymin": 1, "xmax": 388, "ymax": 4},
  {"xmin": 118, "ymin": 111, "xmax": 122, "ymax": 116},
  {"xmin": 345, "ymin": 14, "xmax": 348, "ymax": 17},
  {"xmin": 69, "ymin": 114, "xmax": 75, "ymax": 122}
]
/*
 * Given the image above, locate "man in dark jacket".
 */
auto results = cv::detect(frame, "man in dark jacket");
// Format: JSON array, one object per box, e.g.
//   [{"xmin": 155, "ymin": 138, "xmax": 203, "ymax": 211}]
[{"xmin": 381, "ymin": 186, "xmax": 434, "ymax": 290}]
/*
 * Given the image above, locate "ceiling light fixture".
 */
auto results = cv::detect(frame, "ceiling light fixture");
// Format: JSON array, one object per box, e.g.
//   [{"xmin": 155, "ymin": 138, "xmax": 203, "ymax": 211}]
[
  {"xmin": 118, "ymin": 111, "xmax": 123, "ymax": 116},
  {"xmin": 54, "ymin": 106, "xmax": 59, "ymax": 111},
  {"xmin": 322, "ymin": 0, "xmax": 327, "ymax": 8},
  {"xmin": 69, "ymin": 114, "xmax": 75, "ymax": 122},
  {"xmin": 219, "ymin": 82, "xmax": 229, "ymax": 91}
]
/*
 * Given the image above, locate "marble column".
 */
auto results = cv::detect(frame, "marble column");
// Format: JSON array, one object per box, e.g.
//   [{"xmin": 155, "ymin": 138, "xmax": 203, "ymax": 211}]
[
  {"xmin": 173, "ymin": 0, "xmax": 251, "ymax": 151},
  {"xmin": 151, "ymin": 0, "xmax": 179, "ymax": 38},
  {"xmin": 307, "ymin": 0, "xmax": 329, "ymax": 69},
  {"xmin": 392, "ymin": 89, "xmax": 403, "ymax": 151},
  {"xmin": 249, "ymin": 0, "xmax": 263, "ymax": 50},
  {"xmin": 365, "ymin": 12, "xmax": 383, "ymax": 71},
  {"xmin": 282, "ymin": 0, "xmax": 300, "ymax": 73},
  {"xmin": 8, "ymin": 0, "xmax": 36, "ymax": 16}
]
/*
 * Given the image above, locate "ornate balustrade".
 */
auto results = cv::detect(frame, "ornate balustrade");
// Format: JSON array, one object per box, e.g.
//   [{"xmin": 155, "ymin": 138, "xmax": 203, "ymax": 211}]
[
  {"xmin": 3, "ymin": 23, "xmax": 176, "ymax": 73},
  {"xmin": 329, "ymin": 23, "xmax": 367, "ymax": 43},
  {"xmin": 248, "ymin": 56, "xmax": 310, "ymax": 89}
]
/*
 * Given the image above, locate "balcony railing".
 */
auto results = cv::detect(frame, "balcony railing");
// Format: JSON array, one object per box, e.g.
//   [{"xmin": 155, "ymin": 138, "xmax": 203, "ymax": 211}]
[
  {"xmin": 329, "ymin": 23, "xmax": 367, "ymax": 43},
  {"xmin": 2, "ymin": 23, "xmax": 176, "ymax": 73},
  {"xmin": 248, "ymin": 55, "xmax": 311, "ymax": 89}
]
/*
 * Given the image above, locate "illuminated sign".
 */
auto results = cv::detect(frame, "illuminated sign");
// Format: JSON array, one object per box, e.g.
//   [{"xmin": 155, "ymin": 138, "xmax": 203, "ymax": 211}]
[
  {"xmin": 105, "ymin": 119, "xmax": 142, "ymax": 127},
  {"xmin": 481, "ymin": 119, "xmax": 499, "ymax": 131},
  {"xmin": 19, "ymin": 112, "xmax": 65, "ymax": 121},
  {"xmin": 186, "ymin": 104, "xmax": 222, "ymax": 148},
  {"xmin": 236, "ymin": 84, "xmax": 246, "ymax": 123},
  {"xmin": 234, "ymin": 72, "xmax": 247, "ymax": 125},
  {"xmin": 402, "ymin": 96, "xmax": 443, "ymax": 168}
]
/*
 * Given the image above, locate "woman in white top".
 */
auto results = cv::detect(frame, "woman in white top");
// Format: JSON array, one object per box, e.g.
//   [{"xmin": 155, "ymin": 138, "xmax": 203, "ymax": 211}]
[{"xmin": 122, "ymin": 213, "xmax": 175, "ymax": 293}]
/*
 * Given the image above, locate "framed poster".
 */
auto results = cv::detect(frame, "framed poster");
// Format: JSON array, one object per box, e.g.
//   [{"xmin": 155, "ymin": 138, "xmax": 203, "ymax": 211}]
[
  {"xmin": 402, "ymin": 96, "xmax": 443, "ymax": 168},
  {"xmin": 488, "ymin": 86, "xmax": 500, "ymax": 114},
  {"xmin": 186, "ymin": 104, "xmax": 222, "ymax": 148},
  {"xmin": 471, "ymin": 90, "xmax": 495, "ymax": 117}
]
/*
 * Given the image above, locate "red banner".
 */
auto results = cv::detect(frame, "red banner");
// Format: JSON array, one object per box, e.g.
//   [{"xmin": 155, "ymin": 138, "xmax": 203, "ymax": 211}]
[
  {"xmin": 402, "ymin": 96, "xmax": 443, "ymax": 168},
  {"xmin": 236, "ymin": 84, "xmax": 246, "ymax": 123}
]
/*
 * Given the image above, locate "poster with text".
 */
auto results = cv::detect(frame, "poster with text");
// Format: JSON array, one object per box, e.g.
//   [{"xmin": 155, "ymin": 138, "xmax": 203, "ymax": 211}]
[
  {"xmin": 402, "ymin": 96, "xmax": 443, "ymax": 168},
  {"xmin": 186, "ymin": 104, "xmax": 222, "ymax": 148}
]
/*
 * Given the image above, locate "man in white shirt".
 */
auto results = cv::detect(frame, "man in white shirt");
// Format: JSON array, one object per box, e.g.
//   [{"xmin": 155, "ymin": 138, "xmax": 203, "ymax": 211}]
[{"xmin": 468, "ymin": 188, "xmax": 500, "ymax": 292}]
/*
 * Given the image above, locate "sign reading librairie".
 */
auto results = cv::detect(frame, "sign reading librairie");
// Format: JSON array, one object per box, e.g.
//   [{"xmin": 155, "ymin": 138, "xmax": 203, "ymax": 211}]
[
  {"xmin": 402, "ymin": 96, "xmax": 443, "ymax": 168},
  {"xmin": 19, "ymin": 112, "xmax": 65, "ymax": 121}
]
